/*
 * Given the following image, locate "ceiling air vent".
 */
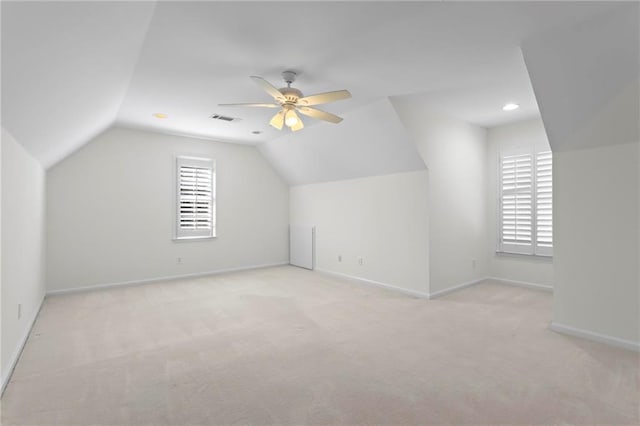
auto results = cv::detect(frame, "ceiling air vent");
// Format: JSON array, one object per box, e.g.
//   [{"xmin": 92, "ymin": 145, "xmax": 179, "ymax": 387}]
[{"xmin": 210, "ymin": 113, "xmax": 240, "ymax": 122}]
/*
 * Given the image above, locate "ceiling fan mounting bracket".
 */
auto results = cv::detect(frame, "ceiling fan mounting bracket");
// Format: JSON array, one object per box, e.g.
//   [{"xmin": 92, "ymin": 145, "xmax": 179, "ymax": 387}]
[{"xmin": 282, "ymin": 70, "xmax": 297, "ymax": 86}]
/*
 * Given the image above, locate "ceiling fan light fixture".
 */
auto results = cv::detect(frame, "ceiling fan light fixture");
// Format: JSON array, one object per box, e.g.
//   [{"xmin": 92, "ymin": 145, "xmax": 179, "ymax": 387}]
[
  {"xmin": 269, "ymin": 110, "xmax": 285, "ymax": 130},
  {"xmin": 285, "ymin": 110, "xmax": 299, "ymax": 127}
]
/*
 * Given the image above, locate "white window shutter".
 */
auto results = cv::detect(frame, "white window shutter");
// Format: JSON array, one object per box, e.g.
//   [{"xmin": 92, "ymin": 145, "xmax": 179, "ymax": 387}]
[
  {"xmin": 176, "ymin": 157, "xmax": 215, "ymax": 239},
  {"xmin": 500, "ymin": 153, "xmax": 534, "ymax": 254},
  {"xmin": 535, "ymin": 151, "xmax": 553, "ymax": 256}
]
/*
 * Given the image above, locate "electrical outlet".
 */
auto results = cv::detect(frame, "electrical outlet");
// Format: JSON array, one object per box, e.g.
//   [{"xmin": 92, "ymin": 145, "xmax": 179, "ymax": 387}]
[
  {"xmin": 358, "ymin": 256, "xmax": 363, "ymax": 266},
  {"xmin": 18, "ymin": 304, "xmax": 21, "ymax": 320},
  {"xmin": 177, "ymin": 257, "xmax": 183, "ymax": 265},
  {"xmin": 472, "ymin": 259, "xmax": 477, "ymax": 268},
  {"xmin": 338, "ymin": 255, "xmax": 342, "ymax": 262}
]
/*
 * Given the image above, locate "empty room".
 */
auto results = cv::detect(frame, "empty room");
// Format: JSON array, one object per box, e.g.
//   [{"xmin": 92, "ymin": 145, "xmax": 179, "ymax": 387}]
[{"xmin": 1, "ymin": 1, "xmax": 638, "ymax": 425}]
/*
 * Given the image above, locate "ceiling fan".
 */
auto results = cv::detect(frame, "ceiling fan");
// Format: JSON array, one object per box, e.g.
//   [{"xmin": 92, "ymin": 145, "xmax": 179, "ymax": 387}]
[{"xmin": 219, "ymin": 71, "xmax": 351, "ymax": 132}]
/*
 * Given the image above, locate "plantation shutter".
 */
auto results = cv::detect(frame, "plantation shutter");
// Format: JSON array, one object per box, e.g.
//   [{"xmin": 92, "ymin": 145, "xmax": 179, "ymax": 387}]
[
  {"xmin": 500, "ymin": 153, "xmax": 533, "ymax": 254},
  {"xmin": 535, "ymin": 151, "xmax": 553, "ymax": 256},
  {"xmin": 176, "ymin": 157, "xmax": 215, "ymax": 239}
]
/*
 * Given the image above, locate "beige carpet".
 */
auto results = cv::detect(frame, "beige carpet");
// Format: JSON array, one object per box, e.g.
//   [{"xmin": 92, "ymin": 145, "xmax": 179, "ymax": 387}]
[{"xmin": 1, "ymin": 266, "xmax": 638, "ymax": 425}]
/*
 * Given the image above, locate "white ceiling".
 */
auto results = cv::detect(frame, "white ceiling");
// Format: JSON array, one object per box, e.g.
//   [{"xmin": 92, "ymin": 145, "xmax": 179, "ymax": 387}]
[
  {"xmin": 1, "ymin": 1, "xmax": 621, "ymax": 168},
  {"xmin": 1, "ymin": 1, "xmax": 156, "ymax": 167},
  {"xmin": 259, "ymin": 98, "xmax": 426, "ymax": 186},
  {"xmin": 522, "ymin": 3, "xmax": 639, "ymax": 151}
]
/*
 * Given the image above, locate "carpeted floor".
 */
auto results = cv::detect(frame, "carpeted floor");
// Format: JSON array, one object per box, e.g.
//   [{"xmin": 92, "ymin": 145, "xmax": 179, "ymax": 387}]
[{"xmin": 2, "ymin": 266, "xmax": 638, "ymax": 425}]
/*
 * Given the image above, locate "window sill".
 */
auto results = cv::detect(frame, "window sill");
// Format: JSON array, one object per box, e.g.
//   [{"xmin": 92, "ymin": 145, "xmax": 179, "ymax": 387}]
[
  {"xmin": 173, "ymin": 236, "xmax": 216, "ymax": 242},
  {"xmin": 495, "ymin": 251, "xmax": 552, "ymax": 261}
]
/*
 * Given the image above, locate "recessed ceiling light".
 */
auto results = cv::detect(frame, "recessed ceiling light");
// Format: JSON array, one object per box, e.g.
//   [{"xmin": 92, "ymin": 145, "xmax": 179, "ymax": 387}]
[
  {"xmin": 153, "ymin": 113, "xmax": 168, "ymax": 119},
  {"xmin": 502, "ymin": 103, "xmax": 520, "ymax": 111}
]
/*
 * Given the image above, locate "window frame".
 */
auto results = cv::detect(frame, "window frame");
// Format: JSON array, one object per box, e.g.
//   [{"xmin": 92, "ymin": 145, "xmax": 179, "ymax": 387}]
[
  {"xmin": 497, "ymin": 147, "xmax": 552, "ymax": 257},
  {"xmin": 174, "ymin": 156, "xmax": 216, "ymax": 241}
]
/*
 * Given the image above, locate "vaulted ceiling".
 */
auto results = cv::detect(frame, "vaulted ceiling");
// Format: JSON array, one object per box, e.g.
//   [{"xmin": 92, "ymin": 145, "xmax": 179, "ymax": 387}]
[{"xmin": 1, "ymin": 1, "xmax": 627, "ymax": 171}]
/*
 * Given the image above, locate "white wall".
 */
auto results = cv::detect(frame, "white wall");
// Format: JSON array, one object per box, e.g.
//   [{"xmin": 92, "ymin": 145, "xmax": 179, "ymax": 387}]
[
  {"xmin": 290, "ymin": 171, "xmax": 429, "ymax": 295},
  {"xmin": 0, "ymin": 128, "xmax": 3, "ymax": 389},
  {"xmin": 391, "ymin": 99, "xmax": 488, "ymax": 294},
  {"xmin": 1, "ymin": 128, "xmax": 46, "ymax": 384},
  {"xmin": 522, "ymin": 4, "xmax": 639, "ymax": 347},
  {"xmin": 0, "ymin": 128, "xmax": 2, "ymax": 389},
  {"xmin": 46, "ymin": 127, "xmax": 289, "ymax": 292},
  {"xmin": 553, "ymin": 142, "xmax": 639, "ymax": 344},
  {"xmin": 487, "ymin": 118, "xmax": 554, "ymax": 287}
]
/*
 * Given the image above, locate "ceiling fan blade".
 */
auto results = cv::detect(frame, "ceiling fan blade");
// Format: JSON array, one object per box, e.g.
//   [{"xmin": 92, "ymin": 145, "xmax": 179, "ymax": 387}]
[
  {"xmin": 287, "ymin": 110, "xmax": 304, "ymax": 132},
  {"xmin": 250, "ymin": 76, "xmax": 285, "ymax": 102},
  {"xmin": 269, "ymin": 110, "xmax": 285, "ymax": 130},
  {"xmin": 297, "ymin": 89, "xmax": 351, "ymax": 106},
  {"xmin": 218, "ymin": 103, "xmax": 279, "ymax": 108},
  {"xmin": 297, "ymin": 106, "xmax": 343, "ymax": 124}
]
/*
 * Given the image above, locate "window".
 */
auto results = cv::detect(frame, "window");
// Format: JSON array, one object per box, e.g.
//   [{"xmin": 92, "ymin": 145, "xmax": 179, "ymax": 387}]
[
  {"xmin": 498, "ymin": 149, "xmax": 552, "ymax": 256},
  {"xmin": 176, "ymin": 156, "xmax": 215, "ymax": 239}
]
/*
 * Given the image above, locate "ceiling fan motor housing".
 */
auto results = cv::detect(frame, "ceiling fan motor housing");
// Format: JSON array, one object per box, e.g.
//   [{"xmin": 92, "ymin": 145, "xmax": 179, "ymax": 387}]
[{"xmin": 279, "ymin": 87, "xmax": 303, "ymax": 104}]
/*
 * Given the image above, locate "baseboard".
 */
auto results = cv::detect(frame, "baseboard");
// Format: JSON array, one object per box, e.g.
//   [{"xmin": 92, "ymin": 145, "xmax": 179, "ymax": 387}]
[
  {"xmin": 550, "ymin": 322, "xmax": 640, "ymax": 352},
  {"xmin": 315, "ymin": 268, "xmax": 430, "ymax": 299},
  {"xmin": 1, "ymin": 295, "xmax": 45, "ymax": 397},
  {"xmin": 487, "ymin": 277, "xmax": 553, "ymax": 292},
  {"xmin": 311, "ymin": 272, "xmax": 551, "ymax": 301},
  {"xmin": 427, "ymin": 277, "xmax": 486, "ymax": 299},
  {"xmin": 46, "ymin": 262, "xmax": 289, "ymax": 296},
  {"xmin": 427, "ymin": 276, "xmax": 551, "ymax": 299}
]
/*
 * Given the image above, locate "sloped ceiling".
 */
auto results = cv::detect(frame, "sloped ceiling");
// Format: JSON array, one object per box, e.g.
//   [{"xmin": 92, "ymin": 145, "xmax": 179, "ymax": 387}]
[
  {"xmin": 1, "ymin": 1, "xmax": 626, "ymax": 176},
  {"xmin": 522, "ymin": 3, "xmax": 639, "ymax": 151},
  {"xmin": 259, "ymin": 98, "xmax": 425, "ymax": 186},
  {"xmin": 1, "ymin": 1, "xmax": 156, "ymax": 168}
]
